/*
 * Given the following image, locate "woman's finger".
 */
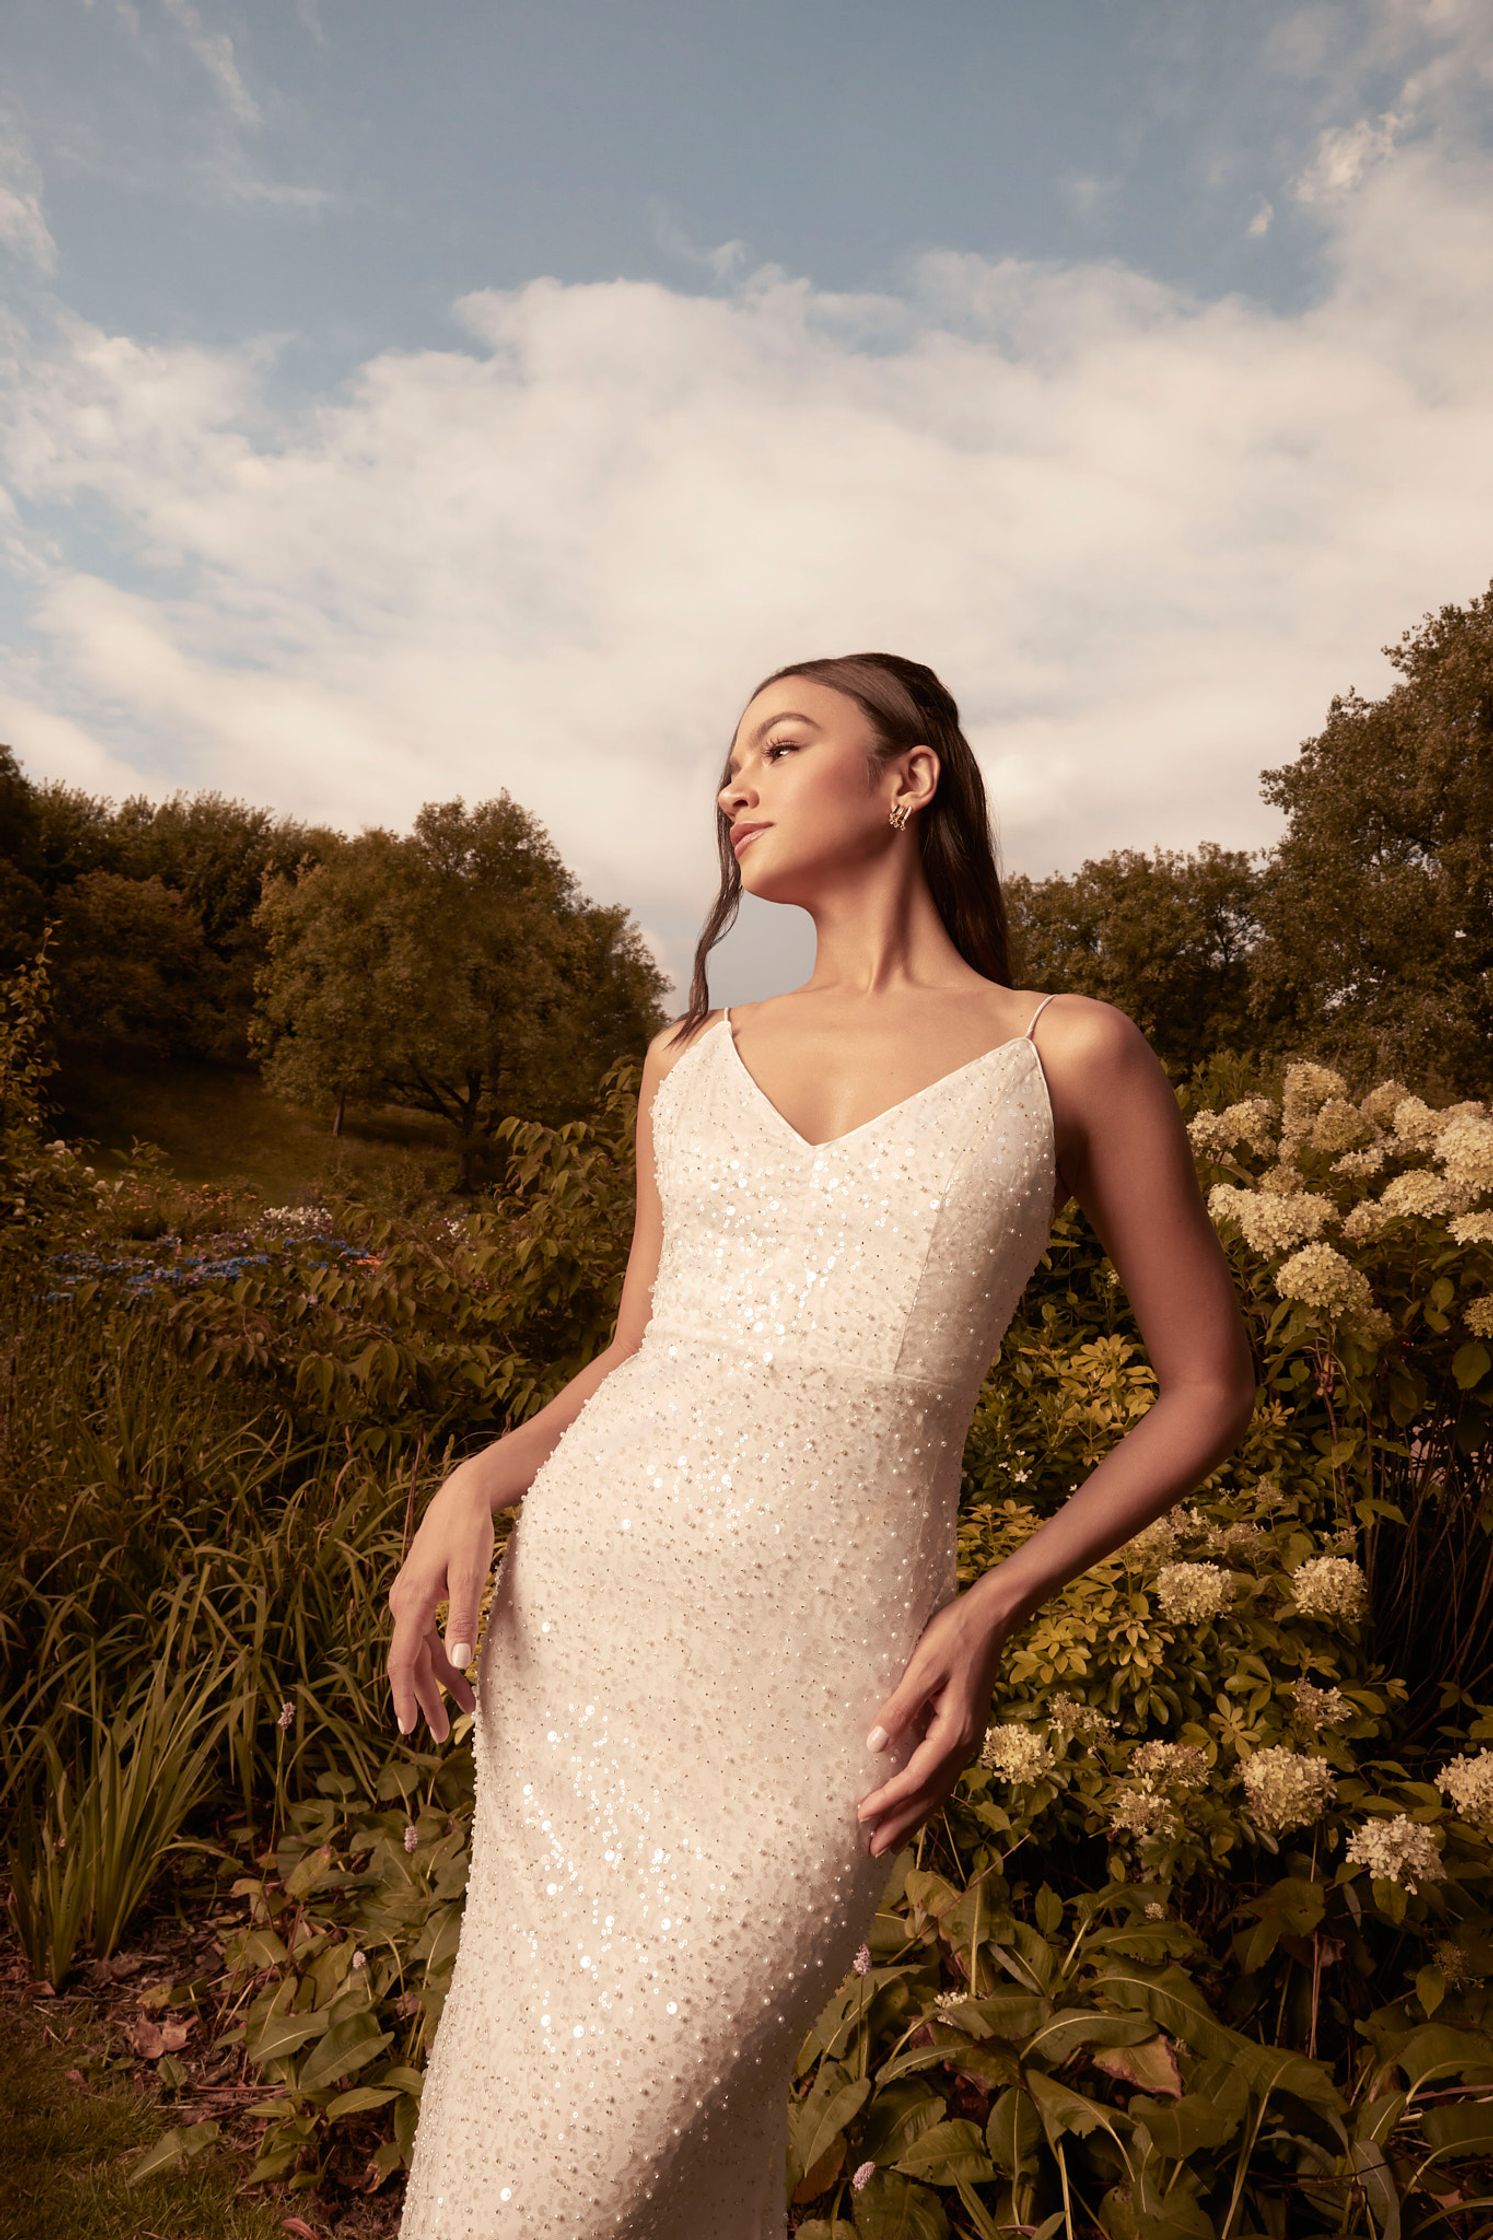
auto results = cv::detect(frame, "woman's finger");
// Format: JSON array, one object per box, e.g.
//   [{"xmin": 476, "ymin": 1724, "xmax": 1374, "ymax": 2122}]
[
  {"xmin": 427, "ymin": 1625, "xmax": 478, "ymax": 1718},
  {"xmin": 857, "ymin": 1697, "xmax": 972, "ymax": 1833}
]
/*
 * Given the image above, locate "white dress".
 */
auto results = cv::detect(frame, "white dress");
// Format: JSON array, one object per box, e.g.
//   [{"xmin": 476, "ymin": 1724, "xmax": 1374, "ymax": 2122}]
[{"xmin": 397, "ymin": 994, "xmax": 1061, "ymax": 2239}]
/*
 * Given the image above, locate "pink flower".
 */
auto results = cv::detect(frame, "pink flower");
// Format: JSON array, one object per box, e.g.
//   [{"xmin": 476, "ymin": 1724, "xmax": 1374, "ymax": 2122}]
[
  {"xmin": 404, "ymin": 1824, "xmax": 419, "ymax": 1853},
  {"xmin": 277, "ymin": 1699, "xmax": 295, "ymax": 1730},
  {"xmin": 851, "ymin": 2159, "xmax": 875, "ymax": 2192},
  {"xmin": 853, "ymin": 1943, "xmax": 871, "ymax": 1975}
]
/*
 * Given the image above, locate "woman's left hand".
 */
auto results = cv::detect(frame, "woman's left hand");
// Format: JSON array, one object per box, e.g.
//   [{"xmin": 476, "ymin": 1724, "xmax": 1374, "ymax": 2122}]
[{"xmin": 856, "ymin": 1585, "xmax": 1020, "ymax": 1859}]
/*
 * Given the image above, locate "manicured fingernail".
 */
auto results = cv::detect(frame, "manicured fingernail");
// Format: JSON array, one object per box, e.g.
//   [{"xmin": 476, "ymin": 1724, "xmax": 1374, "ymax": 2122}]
[
  {"xmin": 397, "ymin": 1715, "xmax": 413, "ymax": 1734},
  {"xmin": 449, "ymin": 1641, "xmax": 472, "ymax": 1668},
  {"xmin": 866, "ymin": 1725, "xmax": 888, "ymax": 1752}
]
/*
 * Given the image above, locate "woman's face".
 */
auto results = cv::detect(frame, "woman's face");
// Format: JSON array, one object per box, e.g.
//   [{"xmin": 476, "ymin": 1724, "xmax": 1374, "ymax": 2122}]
[{"xmin": 718, "ymin": 677, "xmax": 914, "ymax": 901}]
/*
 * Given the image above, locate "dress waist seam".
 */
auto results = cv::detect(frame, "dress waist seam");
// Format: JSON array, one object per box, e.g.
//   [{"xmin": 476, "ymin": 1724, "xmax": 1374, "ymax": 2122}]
[{"xmin": 639, "ymin": 1322, "xmax": 957, "ymax": 1400}]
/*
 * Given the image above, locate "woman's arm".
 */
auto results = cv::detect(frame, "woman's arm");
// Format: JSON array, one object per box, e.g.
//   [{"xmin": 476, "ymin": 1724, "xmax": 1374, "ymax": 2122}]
[
  {"xmin": 455, "ymin": 1011, "xmax": 697, "ymax": 1515},
  {"xmin": 386, "ymin": 1011, "xmax": 702, "ymax": 1740},
  {"xmin": 856, "ymin": 994, "xmax": 1258, "ymax": 1857},
  {"xmin": 966, "ymin": 994, "xmax": 1258, "ymax": 1632}
]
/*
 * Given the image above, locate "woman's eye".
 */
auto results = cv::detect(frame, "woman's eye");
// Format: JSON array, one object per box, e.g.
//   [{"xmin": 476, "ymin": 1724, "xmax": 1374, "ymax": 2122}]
[{"xmin": 765, "ymin": 740, "xmax": 798, "ymax": 760}]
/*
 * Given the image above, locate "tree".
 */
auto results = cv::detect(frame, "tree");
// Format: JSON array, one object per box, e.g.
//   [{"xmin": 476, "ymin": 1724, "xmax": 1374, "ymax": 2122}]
[
  {"xmin": 1251, "ymin": 579, "xmax": 1493, "ymax": 1098},
  {"xmin": 50, "ymin": 871, "xmax": 212, "ymax": 1055},
  {"xmin": 0, "ymin": 744, "xmax": 45, "ymax": 971},
  {"xmin": 251, "ymin": 794, "xmax": 668, "ymax": 1186},
  {"xmin": 1006, "ymin": 841, "xmax": 1264, "ymax": 1076}
]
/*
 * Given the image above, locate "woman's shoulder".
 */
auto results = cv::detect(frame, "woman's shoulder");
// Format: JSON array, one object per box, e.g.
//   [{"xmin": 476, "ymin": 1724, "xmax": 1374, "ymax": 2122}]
[{"xmin": 643, "ymin": 1007, "xmax": 728, "ymax": 1094}]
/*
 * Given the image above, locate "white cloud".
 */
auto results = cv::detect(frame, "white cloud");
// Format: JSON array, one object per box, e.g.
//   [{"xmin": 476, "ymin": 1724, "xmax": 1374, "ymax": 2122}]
[
  {"xmin": 1293, "ymin": 109, "xmax": 1411, "ymax": 201},
  {"xmin": 158, "ymin": 0, "xmax": 261, "ymax": 129},
  {"xmin": 0, "ymin": 2, "xmax": 1491, "ymax": 998},
  {"xmin": 0, "ymin": 132, "xmax": 58, "ymax": 274},
  {"xmin": 1247, "ymin": 196, "xmax": 1274, "ymax": 236}
]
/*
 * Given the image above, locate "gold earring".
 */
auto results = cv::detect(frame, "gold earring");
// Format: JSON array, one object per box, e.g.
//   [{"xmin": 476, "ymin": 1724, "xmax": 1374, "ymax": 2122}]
[{"xmin": 888, "ymin": 800, "xmax": 913, "ymax": 830}]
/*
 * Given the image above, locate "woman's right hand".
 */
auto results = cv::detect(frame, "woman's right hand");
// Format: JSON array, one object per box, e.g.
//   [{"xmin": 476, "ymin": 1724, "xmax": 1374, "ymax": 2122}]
[{"xmin": 386, "ymin": 1460, "xmax": 500, "ymax": 1743}]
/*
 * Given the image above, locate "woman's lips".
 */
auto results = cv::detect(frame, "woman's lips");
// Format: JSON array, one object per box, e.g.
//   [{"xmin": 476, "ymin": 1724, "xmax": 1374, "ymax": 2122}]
[{"xmin": 732, "ymin": 824, "xmax": 770, "ymax": 856}]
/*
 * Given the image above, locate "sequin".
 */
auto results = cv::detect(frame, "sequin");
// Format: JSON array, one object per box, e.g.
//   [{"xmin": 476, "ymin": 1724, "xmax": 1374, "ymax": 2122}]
[{"xmin": 397, "ymin": 997, "xmax": 1061, "ymax": 2238}]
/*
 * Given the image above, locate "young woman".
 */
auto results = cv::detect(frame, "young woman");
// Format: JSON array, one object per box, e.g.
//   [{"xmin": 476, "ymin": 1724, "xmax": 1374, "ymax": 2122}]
[{"xmin": 389, "ymin": 651, "xmax": 1256, "ymax": 2238}]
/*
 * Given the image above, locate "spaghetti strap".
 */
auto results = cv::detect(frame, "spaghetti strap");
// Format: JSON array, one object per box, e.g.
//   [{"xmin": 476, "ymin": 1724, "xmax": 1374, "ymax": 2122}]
[{"xmin": 1023, "ymin": 992, "xmax": 1059, "ymax": 1040}]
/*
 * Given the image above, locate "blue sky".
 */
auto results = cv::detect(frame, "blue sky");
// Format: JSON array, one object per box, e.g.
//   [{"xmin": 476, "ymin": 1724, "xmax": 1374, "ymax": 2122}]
[{"xmin": 2, "ymin": 0, "xmax": 1491, "ymax": 1000}]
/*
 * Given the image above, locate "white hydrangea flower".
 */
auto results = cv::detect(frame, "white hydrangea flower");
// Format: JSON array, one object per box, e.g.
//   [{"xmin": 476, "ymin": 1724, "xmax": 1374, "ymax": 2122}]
[
  {"xmin": 1153, "ymin": 1561, "xmax": 1232, "ymax": 1623},
  {"xmin": 1331, "ymin": 1146, "xmax": 1387, "ymax": 1179},
  {"xmin": 1290, "ymin": 1555, "xmax": 1369, "ymax": 1622},
  {"xmin": 1450, "ymin": 1211, "xmax": 1493, "ymax": 1245},
  {"xmin": 1129, "ymin": 1740, "xmax": 1211, "ymax": 1788},
  {"xmin": 1310, "ymin": 1097, "xmax": 1372, "ymax": 1155},
  {"xmin": 1292, "ymin": 1678, "xmax": 1353, "ymax": 1731},
  {"xmin": 1378, "ymin": 1169, "xmax": 1472, "ymax": 1221},
  {"xmin": 1275, "ymin": 1243, "xmax": 1375, "ymax": 1319},
  {"xmin": 1390, "ymin": 1095, "xmax": 1447, "ymax": 1152},
  {"xmin": 1209, "ymin": 1185, "xmax": 1339, "ymax": 1256},
  {"xmin": 1187, "ymin": 1098, "xmax": 1278, "ymax": 1160},
  {"xmin": 979, "ymin": 1722, "xmax": 1056, "ymax": 1781},
  {"xmin": 1281, "ymin": 1062, "xmax": 1348, "ymax": 1137},
  {"xmin": 1436, "ymin": 1110, "xmax": 1493, "ymax": 1200},
  {"xmin": 1205, "ymin": 1519, "xmax": 1272, "ymax": 1562},
  {"xmin": 1344, "ymin": 1814, "xmax": 1446, "ymax": 1893},
  {"xmin": 1436, "ymin": 1748, "xmax": 1493, "ymax": 1835},
  {"xmin": 1241, "ymin": 1746, "xmax": 1337, "ymax": 1832},
  {"xmin": 1341, "ymin": 1199, "xmax": 1394, "ymax": 1243},
  {"xmin": 1358, "ymin": 1080, "xmax": 1413, "ymax": 1128},
  {"xmin": 1108, "ymin": 1787, "xmax": 1182, "ymax": 1842},
  {"xmin": 1048, "ymin": 1692, "xmax": 1116, "ymax": 1741},
  {"xmin": 1464, "ymin": 1296, "xmax": 1493, "ymax": 1340}
]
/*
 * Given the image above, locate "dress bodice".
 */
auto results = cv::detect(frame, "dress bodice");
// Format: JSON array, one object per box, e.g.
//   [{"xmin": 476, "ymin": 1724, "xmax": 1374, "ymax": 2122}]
[{"xmin": 645, "ymin": 1002, "xmax": 1059, "ymax": 1416}]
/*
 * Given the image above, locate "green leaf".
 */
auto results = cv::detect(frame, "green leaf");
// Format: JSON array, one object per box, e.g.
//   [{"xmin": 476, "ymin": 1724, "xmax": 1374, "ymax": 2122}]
[
  {"xmin": 1421, "ymin": 2100, "xmax": 1493, "ymax": 2152},
  {"xmin": 1130, "ymin": 2091, "xmax": 1241, "ymax": 2158},
  {"xmin": 125, "ymin": 2118, "xmax": 221, "ymax": 2186},
  {"xmin": 246, "ymin": 2009, "xmax": 325, "ymax": 2066},
  {"xmin": 986, "ymin": 2085, "xmax": 1043, "ymax": 2178},
  {"xmin": 1388, "ymin": 2023, "xmax": 1493, "ymax": 2092},
  {"xmin": 1025, "ymin": 2068, "xmax": 1113, "ymax": 2143},
  {"xmin": 326, "ymin": 2083, "xmax": 401, "ymax": 2117},
  {"xmin": 297, "ymin": 2015, "xmax": 393, "ymax": 2095},
  {"xmin": 789, "ymin": 2068, "xmax": 871, "ymax": 2191},
  {"xmin": 893, "ymin": 2117, "xmax": 994, "ymax": 2185},
  {"xmin": 1023, "ymin": 2008, "xmax": 1158, "ymax": 2068},
  {"xmin": 850, "ymin": 2165, "xmax": 951, "ymax": 2238},
  {"xmin": 1452, "ymin": 1341, "xmax": 1491, "ymax": 1391}
]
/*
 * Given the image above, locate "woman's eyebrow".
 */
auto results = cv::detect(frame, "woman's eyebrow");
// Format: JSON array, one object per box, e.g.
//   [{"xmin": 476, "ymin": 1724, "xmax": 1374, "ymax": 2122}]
[{"xmin": 725, "ymin": 710, "xmax": 820, "ymax": 778}]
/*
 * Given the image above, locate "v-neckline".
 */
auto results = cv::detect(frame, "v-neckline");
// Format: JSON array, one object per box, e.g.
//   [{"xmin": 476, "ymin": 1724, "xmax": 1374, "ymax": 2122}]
[{"xmin": 716, "ymin": 1009, "xmax": 1042, "ymax": 1155}]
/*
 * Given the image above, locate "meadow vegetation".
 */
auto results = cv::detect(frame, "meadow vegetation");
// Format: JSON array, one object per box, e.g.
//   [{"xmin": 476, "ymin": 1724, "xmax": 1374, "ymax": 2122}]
[{"xmin": 3, "ymin": 587, "xmax": 1492, "ymax": 2234}]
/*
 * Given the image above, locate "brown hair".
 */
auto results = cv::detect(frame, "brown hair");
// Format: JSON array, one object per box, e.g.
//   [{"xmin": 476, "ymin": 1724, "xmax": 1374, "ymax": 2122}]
[{"xmin": 667, "ymin": 651, "xmax": 1013, "ymax": 1046}]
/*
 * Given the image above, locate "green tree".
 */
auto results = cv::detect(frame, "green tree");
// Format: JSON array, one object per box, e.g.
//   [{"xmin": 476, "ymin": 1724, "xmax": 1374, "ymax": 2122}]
[
  {"xmin": 1006, "ymin": 840, "xmax": 1264, "ymax": 1076},
  {"xmin": 251, "ymin": 794, "xmax": 667, "ymax": 1186},
  {"xmin": 1251, "ymin": 579, "xmax": 1493, "ymax": 1097},
  {"xmin": 0, "ymin": 744, "xmax": 46, "ymax": 971},
  {"xmin": 51, "ymin": 871, "xmax": 212, "ymax": 1055},
  {"xmin": 111, "ymin": 790, "xmax": 338, "ymax": 1062}
]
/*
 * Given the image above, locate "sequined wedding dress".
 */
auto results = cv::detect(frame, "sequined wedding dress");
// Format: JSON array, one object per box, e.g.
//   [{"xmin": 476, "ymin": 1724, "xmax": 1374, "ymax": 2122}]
[{"xmin": 398, "ymin": 994, "xmax": 1062, "ymax": 2239}]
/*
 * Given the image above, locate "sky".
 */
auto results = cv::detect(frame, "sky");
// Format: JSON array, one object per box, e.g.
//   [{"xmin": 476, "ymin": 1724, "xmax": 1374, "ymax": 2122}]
[{"xmin": 1, "ymin": 0, "xmax": 1491, "ymax": 1005}]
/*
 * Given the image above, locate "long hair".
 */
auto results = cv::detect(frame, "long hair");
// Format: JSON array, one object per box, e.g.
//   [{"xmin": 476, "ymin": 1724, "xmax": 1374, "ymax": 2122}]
[{"xmin": 667, "ymin": 651, "xmax": 1014, "ymax": 1047}]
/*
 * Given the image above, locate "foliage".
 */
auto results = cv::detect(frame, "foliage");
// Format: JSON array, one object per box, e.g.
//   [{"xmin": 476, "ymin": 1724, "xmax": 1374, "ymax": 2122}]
[
  {"xmin": 250, "ymin": 795, "xmax": 669, "ymax": 1185},
  {"xmin": 5, "ymin": 1033, "xmax": 1493, "ymax": 2227},
  {"xmin": 1007, "ymin": 840, "xmax": 1264, "ymax": 1078},
  {"xmin": 1254, "ymin": 579, "xmax": 1493, "ymax": 1099},
  {"xmin": 0, "ymin": 926, "xmax": 101, "ymax": 1253}
]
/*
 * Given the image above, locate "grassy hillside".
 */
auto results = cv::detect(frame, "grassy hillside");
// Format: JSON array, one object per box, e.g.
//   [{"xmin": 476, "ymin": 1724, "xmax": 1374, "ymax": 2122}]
[{"xmin": 52, "ymin": 1042, "xmax": 458, "ymax": 1205}]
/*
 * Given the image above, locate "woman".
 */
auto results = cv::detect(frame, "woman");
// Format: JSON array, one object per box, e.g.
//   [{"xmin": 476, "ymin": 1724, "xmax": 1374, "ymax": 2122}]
[{"xmin": 389, "ymin": 651, "xmax": 1256, "ymax": 2238}]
